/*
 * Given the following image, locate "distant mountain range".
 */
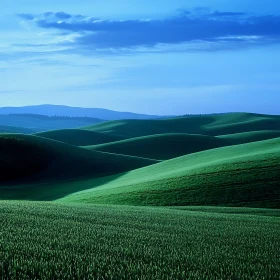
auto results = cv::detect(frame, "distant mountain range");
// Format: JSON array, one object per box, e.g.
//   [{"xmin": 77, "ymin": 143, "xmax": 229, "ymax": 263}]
[
  {"xmin": 0, "ymin": 105, "xmax": 164, "ymax": 120},
  {"xmin": 0, "ymin": 114, "xmax": 103, "ymax": 134}
]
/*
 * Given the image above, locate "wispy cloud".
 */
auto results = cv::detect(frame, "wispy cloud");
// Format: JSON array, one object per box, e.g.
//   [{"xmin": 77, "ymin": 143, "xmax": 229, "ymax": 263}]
[{"xmin": 17, "ymin": 9, "xmax": 280, "ymax": 53}]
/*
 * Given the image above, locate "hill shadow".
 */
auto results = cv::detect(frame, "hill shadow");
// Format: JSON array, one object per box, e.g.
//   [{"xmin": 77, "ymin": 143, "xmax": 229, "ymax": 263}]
[
  {"xmin": 0, "ymin": 171, "xmax": 128, "ymax": 201},
  {"xmin": 0, "ymin": 134, "xmax": 156, "ymax": 201}
]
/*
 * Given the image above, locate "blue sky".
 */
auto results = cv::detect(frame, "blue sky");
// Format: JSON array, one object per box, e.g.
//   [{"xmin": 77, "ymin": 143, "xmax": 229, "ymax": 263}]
[{"xmin": 1, "ymin": 0, "xmax": 280, "ymax": 115}]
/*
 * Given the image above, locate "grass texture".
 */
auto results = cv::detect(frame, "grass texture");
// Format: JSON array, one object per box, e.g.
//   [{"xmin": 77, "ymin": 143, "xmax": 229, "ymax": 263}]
[{"xmin": 0, "ymin": 201, "xmax": 279, "ymax": 280}]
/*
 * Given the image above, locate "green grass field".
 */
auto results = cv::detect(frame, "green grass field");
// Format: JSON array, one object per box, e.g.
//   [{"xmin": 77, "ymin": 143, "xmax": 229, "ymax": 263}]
[
  {"xmin": 1, "ymin": 112, "xmax": 280, "ymax": 279},
  {"xmin": 1, "ymin": 201, "xmax": 280, "ymax": 280}
]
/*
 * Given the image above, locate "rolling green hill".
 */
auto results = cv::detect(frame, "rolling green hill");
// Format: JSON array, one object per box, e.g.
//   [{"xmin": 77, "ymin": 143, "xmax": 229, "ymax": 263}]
[
  {"xmin": 34, "ymin": 113, "xmax": 280, "ymax": 150},
  {"xmin": 1, "ymin": 111, "xmax": 279, "ymax": 279},
  {"xmin": 218, "ymin": 130, "xmax": 280, "ymax": 145},
  {"xmin": 86, "ymin": 130, "xmax": 280, "ymax": 160},
  {"xmin": 36, "ymin": 129, "xmax": 123, "ymax": 146},
  {"xmin": 59, "ymin": 137, "xmax": 280, "ymax": 208},
  {"xmin": 0, "ymin": 134, "xmax": 157, "ymax": 200},
  {"xmin": 1, "ymin": 112, "xmax": 280, "ymax": 206},
  {"xmin": 83, "ymin": 113, "xmax": 280, "ymax": 138},
  {"xmin": 85, "ymin": 133, "xmax": 228, "ymax": 160}
]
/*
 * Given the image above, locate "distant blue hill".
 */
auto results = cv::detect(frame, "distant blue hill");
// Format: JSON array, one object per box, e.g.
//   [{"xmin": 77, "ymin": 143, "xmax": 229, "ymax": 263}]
[
  {"xmin": 0, "ymin": 105, "xmax": 164, "ymax": 120},
  {"xmin": 0, "ymin": 114, "xmax": 104, "ymax": 133}
]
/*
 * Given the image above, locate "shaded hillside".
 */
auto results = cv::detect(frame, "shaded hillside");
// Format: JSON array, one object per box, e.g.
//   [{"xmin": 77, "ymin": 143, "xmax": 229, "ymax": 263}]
[
  {"xmin": 0, "ymin": 137, "xmax": 51, "ymax": 181},
  {"xmin": 85, "ymin": 130, "xmax": 280, "ymax": 161},
  {"xmin": 60, "ymin": 137, "xmax": 280, "ymax": 208},
  {"xmin": 36, "ymin": 129, "xmax": 124, "ymax": 146},
  {"xmin": 83, "ymin": 113, "xmax": 280, "ymax": 138},
  {"xmin": 86, "ymin": 133, "xmax": 228, "ymax": 160},
  {"xmin": 0, "ymin": 134, "xmax": 157, "ymax": 200}
]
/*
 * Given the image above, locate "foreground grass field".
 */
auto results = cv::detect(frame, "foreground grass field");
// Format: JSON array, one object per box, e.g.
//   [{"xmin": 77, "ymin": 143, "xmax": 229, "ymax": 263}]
[{"xmin": 1, "ymin": 201, "xmax": 279, "ymax": 279}]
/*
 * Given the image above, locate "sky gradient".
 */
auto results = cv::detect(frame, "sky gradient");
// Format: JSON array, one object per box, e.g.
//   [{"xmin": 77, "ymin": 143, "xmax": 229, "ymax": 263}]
[{"xmin": 1, "ymin": 0, "xmax": 280, "ymax": 115}]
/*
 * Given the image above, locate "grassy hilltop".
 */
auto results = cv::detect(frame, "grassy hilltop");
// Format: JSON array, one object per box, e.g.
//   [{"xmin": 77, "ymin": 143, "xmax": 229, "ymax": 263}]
[
  {"xmin": 32, "ymin": 112, "xmax": 280, "ymax": 149},
  {"xmin": 82, "ymin": 112, "xmax": 280, "ymax": 138}
]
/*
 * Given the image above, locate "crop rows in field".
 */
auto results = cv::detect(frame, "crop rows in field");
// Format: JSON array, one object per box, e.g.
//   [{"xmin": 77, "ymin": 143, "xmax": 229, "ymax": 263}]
[{"xmin": 0, "ymin": 201, "xmax": 280, "ymax": 279}]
